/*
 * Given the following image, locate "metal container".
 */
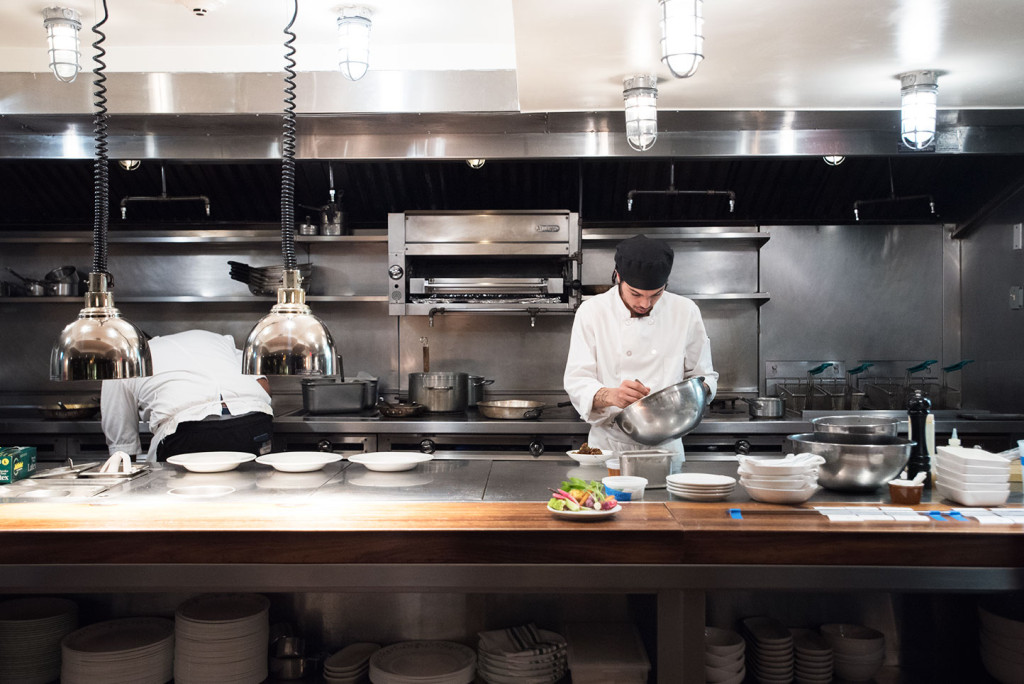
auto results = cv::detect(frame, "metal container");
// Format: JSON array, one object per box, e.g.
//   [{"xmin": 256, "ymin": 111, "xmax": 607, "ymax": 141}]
[
  {"xmin": 613, "ymin": 377, "xmax": 707, "ymax": 445},
  {"xmin": 811, "ymin": 415, "xmax": 901, "ymax": 438},
  {"xmin": 742, "ymin": 397, "xmax": 785, "ymax": 419},
  {"xmin": 619, "ymin": 449, "xmax": 673, "ymax": 488},
  {"xmin": 302, "ymin": 378, "xmax": 372, "ymax": 414},
  {"xmin": 784, "ymin": 433, "xmax": 914, "ymax": 492},
  {"xmin": 466, "ymin": 375, "xmax": 494, "ymax": 407},
  {"xmin": 409, "ymin": 371, "xmax": 469, "ymax": 413}
]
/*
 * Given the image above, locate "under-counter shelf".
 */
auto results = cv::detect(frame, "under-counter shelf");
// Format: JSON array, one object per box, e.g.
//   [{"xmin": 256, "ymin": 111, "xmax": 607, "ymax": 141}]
[{"xmin": 0, "ymin": 229, "xmax": 387, "ymax": 244}]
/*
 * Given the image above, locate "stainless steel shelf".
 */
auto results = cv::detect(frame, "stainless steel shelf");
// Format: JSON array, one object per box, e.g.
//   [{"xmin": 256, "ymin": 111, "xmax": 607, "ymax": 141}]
[
  {"xmin": 582, "ymin": 228, "xmax": 770, "ymax": 245},
  {"xmin": 0, "ymin": 295, "xmax": 389, "ymax": 303},
  {"xmin": 0, "ymin": 229, "xmax": 388, "ymax": 244}
]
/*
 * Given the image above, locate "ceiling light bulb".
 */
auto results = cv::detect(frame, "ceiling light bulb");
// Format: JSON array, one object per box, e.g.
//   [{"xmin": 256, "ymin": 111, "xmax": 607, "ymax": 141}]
[
  {"xmin": 659, "ymin": 0, "xmax": 704, "ymax": 78},
  {"xmin": 900, "ymin": 70, "xmax": 939, "ymax": 150},
  {"xmin": 823, "ymin": 155, "xmax": 845, "ymax": 166},
  {"xmin": 466, "ymin": 159, "xmax": 486, "ymax": 169},
  {"xmin": 337, "ymin": 6, "xmax": 373, "ymax": 81},
  {"xmin": 42, "ymin": 7, "xmax": 82, "ymax": 83},
  {"xmin": 623, "ymin": 75, "xmax": 658, "ymax": 152}
]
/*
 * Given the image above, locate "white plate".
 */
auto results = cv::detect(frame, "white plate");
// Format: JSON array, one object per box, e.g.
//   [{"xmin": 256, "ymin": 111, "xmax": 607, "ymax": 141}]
[
  {"xmin": 256, "ymin": 451, "xmax": 344, "ymax": 473},
  {"xmin": 347, "ymin": 452, "xmax": 433, "ymax": 472},
  {"xmin": 369, "ymin": 640, "xmax": 476, "ymax": 681},
  {"xmin": 668, "ymin": 473, "xmax": 736, "ymax": 487},
  {"xmin": 566, "ymin": 449, "xmax": 611, "ymax": 465},
  {"xmin": 547, "ymin": 504, "xmax": 621, "ymax": 520},
  {"xmin": 166, "ymin": 451, "xmax": 256, "ymax": 473}
]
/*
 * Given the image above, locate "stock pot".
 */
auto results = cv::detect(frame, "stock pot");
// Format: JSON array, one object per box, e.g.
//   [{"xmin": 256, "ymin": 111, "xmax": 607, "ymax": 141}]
[{"xmin": 408, "ymin": 371, "xmax": 469, "ymax": 413}]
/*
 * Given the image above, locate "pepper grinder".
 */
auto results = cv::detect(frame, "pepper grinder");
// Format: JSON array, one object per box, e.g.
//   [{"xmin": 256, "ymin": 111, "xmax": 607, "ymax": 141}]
[{"xmin": 906, "ymin": 388, "xmax": 932, "ymax": 487}]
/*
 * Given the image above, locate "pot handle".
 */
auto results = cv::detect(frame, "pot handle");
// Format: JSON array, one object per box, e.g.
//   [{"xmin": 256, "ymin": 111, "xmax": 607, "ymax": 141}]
[
  {"xmin": 424, "ymin": 385, "xmax": 454, "ymax": 391},
  {"xmin": 474, "ymin": 378, "xmax": 495, "ymax": 387}
]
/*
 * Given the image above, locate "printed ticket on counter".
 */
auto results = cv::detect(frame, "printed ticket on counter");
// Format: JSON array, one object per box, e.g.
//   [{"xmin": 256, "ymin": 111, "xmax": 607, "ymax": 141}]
[{"xmin": 813, "ymin": 506, "xmax": 930, "ymax": 522}]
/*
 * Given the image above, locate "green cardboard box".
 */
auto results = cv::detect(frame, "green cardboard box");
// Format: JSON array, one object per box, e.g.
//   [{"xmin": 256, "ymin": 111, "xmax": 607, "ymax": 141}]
[{"xmin": 0, "ymin": 447, "xmax": 37, "ymax": 484}]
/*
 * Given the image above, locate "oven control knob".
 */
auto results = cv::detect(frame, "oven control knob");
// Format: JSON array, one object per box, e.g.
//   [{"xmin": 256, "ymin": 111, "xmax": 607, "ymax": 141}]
[
  {"xmin": 529, "ymin": 440, "xmax": 545, "ymax": 457},
  {"xmin": 734, "ymin": 439, "xmax": 751, "ymax": 455},
  {"xmin": 316, "ymin": 439, "xmax": 333, "ymax": 452},
  {"xmin": 388, "ymin": 265, "xmax": 404, "ymax": 280},
  {"xmin": 419, "ymin": 439, "xmax": 436, "ymax": 454}
]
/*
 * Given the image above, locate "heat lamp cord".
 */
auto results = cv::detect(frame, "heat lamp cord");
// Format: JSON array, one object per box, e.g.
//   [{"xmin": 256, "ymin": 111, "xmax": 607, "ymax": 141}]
[
  {"xmin": 280, "ymin": 0, "xmax": 298, "ymax": 272},
  {"xmin": 91, "ymin": 0, "xmax": 110, "ymax": 276}
]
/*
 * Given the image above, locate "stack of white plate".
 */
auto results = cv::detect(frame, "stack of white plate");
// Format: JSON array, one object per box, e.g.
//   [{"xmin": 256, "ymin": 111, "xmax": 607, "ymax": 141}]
[
  {"xmin": 324, "ymin": 642, "xmax": 380, "ymax": 684},
  {"xmin": 61, "ymin": 617, "xmax": 174, "ymax": 684},
  {"xmin": 978, "ymin": 604, "xmax": 1024, "ymax": 684},
  {"xmin": 477, "ymin": 624, "xmax": 567, "ymax": 684},
  {"xmin": 0, "ymin": 596, "xmax": 78, "ymax": 684},
  {"xmin": 790, "ymin": 627, "xmax": 833, "ymax": 683},
  {"xmin": 666, "ymin": 473, "xmax": 737, "ymax": 501},
  {"xmin": 174, "ymin": 593, "xmax": 270, "ymax": 684},
  {"xmin": 934, "ymin": 446, "xmax": 1012, "ymax": 506},
  {"xmin": 819, "ymin": 623, "xmax": 885, "ymax": 682},
  {"xmin": 704, "ymin": 627, "xmax": 745, "ymax": 684},
  {"xmin": 737, "ymin": 454, "xmax": 823, "ymax": 504},
  {"xmin": 740, "ymin": 616, "xmax": 794, "ymax": 684},
  {"xmin": 369, "ymin": 640, "xmax": 476, "ymax": 684}
]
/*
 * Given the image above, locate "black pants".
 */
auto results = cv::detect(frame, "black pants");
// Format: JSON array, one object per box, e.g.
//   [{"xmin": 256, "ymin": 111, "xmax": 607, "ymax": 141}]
[{"xmin": 156, "ymin": 412, "xmax": 273, "ymax": 460}]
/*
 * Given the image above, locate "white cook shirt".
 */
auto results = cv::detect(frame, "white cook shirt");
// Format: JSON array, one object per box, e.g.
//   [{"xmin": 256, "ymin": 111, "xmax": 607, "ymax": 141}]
[
  {"xmin": 563, "ymin": 287, "xmax": 718, "ymax": 461},
  {"xmin": 101, "ymin": 330, "xmax": 272, "ymax": 462}
]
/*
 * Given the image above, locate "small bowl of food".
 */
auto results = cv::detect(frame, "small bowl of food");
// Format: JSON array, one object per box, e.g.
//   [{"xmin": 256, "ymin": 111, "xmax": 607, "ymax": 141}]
[{"xmin": 567, "ymin": 443, "xmax": 611, "ymax": 466}]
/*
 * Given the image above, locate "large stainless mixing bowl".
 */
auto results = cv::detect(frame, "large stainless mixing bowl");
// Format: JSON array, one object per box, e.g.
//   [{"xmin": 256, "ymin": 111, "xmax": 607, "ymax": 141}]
[
  {"xmin": 811, "ymin": 415, "xmax": 901, "ymax": 439},
  {"xmin": 785, "ymin": 433, "xmax": 915, "ymax": 492},
  {"xmin": 613, "ymin": 377, "xmax": 707, "ymax": 446}
]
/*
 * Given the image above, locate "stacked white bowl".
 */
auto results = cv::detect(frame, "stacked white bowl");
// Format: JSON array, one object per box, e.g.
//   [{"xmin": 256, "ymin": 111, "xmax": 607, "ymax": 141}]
[
  {"xmin": 819, "ymin": 623, "xmax": 885, "ymax": 682},
  {"xmin": 790, "ymin": 628, "xmax": 833, "ymax": 683},
  {"xmin": 737, "ymin": 454, "xmax": 824, "ymax": 504},
  {"xmin": 704, "ymin": 627, "xmax": 745, "ymax": 684},
  {"xmin": 666, "ymin": 473, "xmax": 736, "ymax": 501},
  {"xmin": 978, "ymin": 604, "xmax": 1024, "ymax": 684},
  {"xmin": 323, "ymin": 642, "xmax": 380, "ymax": 684},
  {"xmin": 934, "ymin": 446, "xmax": 1012, "ymax": 506},
  {"xmin": 740, "ymin": 616, "xmax": 794, "ymax": 683}
]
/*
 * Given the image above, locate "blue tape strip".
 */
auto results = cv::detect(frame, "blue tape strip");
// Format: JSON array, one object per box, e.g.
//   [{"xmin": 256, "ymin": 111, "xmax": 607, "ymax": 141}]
[
  {"xmin": 927, "ymin": 511, "xmax": 947, "ymax": 521},
  {"xmin": 946, "ymin": 510, "xmax": 969, "ymax": 522},
  {"xmin": 728, "ymin": 508, "xmax": 743, "ymax": 520}
]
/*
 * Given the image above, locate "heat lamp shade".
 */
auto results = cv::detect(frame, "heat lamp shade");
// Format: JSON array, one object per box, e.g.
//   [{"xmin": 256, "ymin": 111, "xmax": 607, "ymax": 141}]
[
  {"xmin": 242, "ymin": 305, "xmax": 338, "ymax": 376},
  {"xmin": 337, "ymin": 7, "xmax": 372, "ymax": 81},
  {"xmin": 623, "ymin": 74, "xmax": 658, "ymax": 152},
  {"xmin": 900, "ymin": 70, "xmax": 938, "ymax": 150},
  {"xmin": 50, "ymin": 308, "xmax": 152, "ymax": 381},
  {"xmin": 43, "ymin": 6, "xmax": 82, "ymax": 83},
  {"xmin": 660, "ymin": 0, "xmax": 704, "ymax": 79}
]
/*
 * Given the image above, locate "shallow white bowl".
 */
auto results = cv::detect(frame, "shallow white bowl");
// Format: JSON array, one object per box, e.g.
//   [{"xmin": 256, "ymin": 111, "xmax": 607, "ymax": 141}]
[
  {"xmin": 705, "ymin": 650, "xmax": 744, "ymax": 669},
  {"xmin": 347, "ymin": 452, "xmax": 433, "ymax": 472},
  {"xmin": 934, "ymin": 463, "xmax": 1009, "ymax": 484},
  {"xmin": 934, "ymin": 476, "xmax": 1010, "ymax": 492},
  {"xmin": 743, "ymin": 482, "xmax": 818, "ymax": 504},
  {"xmin": 704, "ymin": 627, "xmax": 745, "ymax": 657},
  {"xmin": 935, "ymin": 480, "xmax": 1011, "ymax": 507},
  {"xmin": 566, "ymin": 449, "xmax": 611, "ymax": 465},
  {"xmin": 668, "ymin": 472, "xmax": 736, "ymax": 487},
  {"xmin": 165, "ymin": 451, "xmax": 256, "ymax": 473},
  {"xmin": 255, "ymin": 451, "xmax": 344, "ymax": 473},
  {"xmin": 819, "ymin": 623, "xmax": 885, "ymax": 656},
  {"xmin": 936, "ymin": 446, "xmax": 1011, "ymax": 468},
  {"xmin": 737, "ymin": 454, "xmax": 825, "ymax": 477},
  {"xmin": 739, "ymin": 474, "xmax": 818, "ymax": 489}
]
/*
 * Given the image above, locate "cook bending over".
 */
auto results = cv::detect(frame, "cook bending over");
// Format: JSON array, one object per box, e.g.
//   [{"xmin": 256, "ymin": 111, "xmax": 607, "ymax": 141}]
[{"xmin": 563, "ymin": 235, "xmax": 718, "ymax": 465}]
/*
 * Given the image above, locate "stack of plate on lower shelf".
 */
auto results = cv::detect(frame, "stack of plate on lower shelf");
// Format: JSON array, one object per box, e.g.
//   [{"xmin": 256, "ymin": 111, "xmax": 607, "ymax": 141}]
[
  {"xmin": 368, "ymin": 640, "xmax": 477, "ymax": 684},
  {"xmin": 324, "ymin": 642, "xmax": 381, "ymax": 684},
  {"xmin": 978, "ymin": 604, "xmax": 1024, "ymax": 684},
  {"xmin": 934, "ymin": 446, "xmax": 1012, "ymax": 506},
  {"xmin": 704, "ymin": 627, "xmax": 745, "ymax": 684},
  {"xmin": 737, "ymin": 454, "xmax": 823, "ymax": 504},
  {"xmin": 476, "ymin": 624, "xmax": 567, "ymax": 683},
  {"xmin": 740, "ymin": 616, "xmax": 794, "ymax": 684},
  {"xmin": 790, "ymin": 628, "xmax": 833, "ymax": 683},
  {"xmin": 819, "ymin": 623, "xmax": 885, "ymax": 682},
  {"xmin": 173, "ymin": 593, "xmax": 270, "ymax": 684},
  {"xmin": 228, "ymin": 260, "xmax": 313, "ymax": 296},
  {"xmin": 0, "ymin": 596, "xmax": 78, "ymax": 684},
  {"xmin": 666, "ymin": 473, "xmax": 737, "ymax": 501},
  {"xmin": 61, "ymin": 617, "xmax": 174, "ymax": 684}
]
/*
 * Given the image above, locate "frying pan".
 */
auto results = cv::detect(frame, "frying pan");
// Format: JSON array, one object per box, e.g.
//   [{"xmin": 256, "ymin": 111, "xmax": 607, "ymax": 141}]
[
  {"xmin": 41, "ymin": 401, "xmax": 100, "ymax": 420},
  {"xmin": 476, "ymin": 400, "xmax": 573, "ymax": 420},
  {"xmin": 376, "ymin": 398, "xmax": 426, "ymax": 418}
]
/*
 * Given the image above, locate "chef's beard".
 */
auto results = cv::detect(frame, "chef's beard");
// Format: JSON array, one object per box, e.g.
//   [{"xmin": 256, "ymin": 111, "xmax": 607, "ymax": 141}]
[{"xmin": 617, "ymin": 282, "xmax": 652, "ymax": 318}]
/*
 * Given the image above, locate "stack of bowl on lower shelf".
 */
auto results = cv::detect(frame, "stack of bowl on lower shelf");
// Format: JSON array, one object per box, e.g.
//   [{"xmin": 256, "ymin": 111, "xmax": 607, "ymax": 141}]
[
  {"xmin": 740, "ymin": 616, "xmax": 794, "ymax": 683},
  {"xmin": 819, "ymin": 622, "xmax": 886, "ymax": 682},
  {"xmin": 784, "ymin": 415, "xmax": 914, "ymax": 493},
  {"xmin": 934, "ymin": 445, "xmax": 1012, "ymax": 506},
  {"xmin": 703, "ymin": 627, "xmax": 745, "ymax": 684},
  {"xmin": 790, "ymin": 628, "xmax": 834, "ymax": 683},
  {"xmin": 978, "ymin": 603, "xmax": 1024, "ymax": 684},
  {"xmin": 736, "ymin": 454, "xmax": 823, "ymax": 504}
]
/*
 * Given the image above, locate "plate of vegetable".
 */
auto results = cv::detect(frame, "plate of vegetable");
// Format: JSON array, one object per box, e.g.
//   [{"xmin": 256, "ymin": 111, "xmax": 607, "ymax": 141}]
[{"xmin": 547, "ymin": 477, "xmax": 621, "ymax": 520}]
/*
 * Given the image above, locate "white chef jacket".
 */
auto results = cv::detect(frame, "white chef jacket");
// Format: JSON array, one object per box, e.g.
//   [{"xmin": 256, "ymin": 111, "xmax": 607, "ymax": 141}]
[
  {"xmin": 563, "ymin": 287, "xmax": 718, "ymax": 464},
  {"xmin": 101, "ymin": 330, "xmax": 272, "ymax": 462}
]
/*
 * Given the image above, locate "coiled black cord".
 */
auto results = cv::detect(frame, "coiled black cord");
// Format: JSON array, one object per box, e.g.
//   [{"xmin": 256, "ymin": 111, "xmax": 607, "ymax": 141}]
[
  {"xmin": 91, "ymin": 0, "xmax": 110, "ymax": 275},
  {"xmin": 281, "ymin": 0, "xmax": 298, "ymax": 271}
]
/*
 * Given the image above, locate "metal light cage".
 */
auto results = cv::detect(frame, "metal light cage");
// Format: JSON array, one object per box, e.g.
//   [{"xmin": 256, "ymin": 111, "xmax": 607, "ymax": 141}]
[
  {"xmin": 659, "ymin": 0, "xmax": 704, "ymax": 79},
  {"xmin": 42, "ymin": 6, "xmax": 82, "ymax": 83},
  {"xmin": 337, "ymin": 6, "xmax": 372, "ymax": 82},
  {"xmin": 900, "ymin": 70, "xmax": 939, "ymax": 150},
  {"xmin": 623, "ymin": 74, "xmax": 658, "ymax": 152}
]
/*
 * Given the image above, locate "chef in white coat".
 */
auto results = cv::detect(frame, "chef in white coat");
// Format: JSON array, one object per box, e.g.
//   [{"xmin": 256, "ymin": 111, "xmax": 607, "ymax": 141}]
[{"xmin": 563, "ymin": 235, "xmax": 718, "ymax": 465}]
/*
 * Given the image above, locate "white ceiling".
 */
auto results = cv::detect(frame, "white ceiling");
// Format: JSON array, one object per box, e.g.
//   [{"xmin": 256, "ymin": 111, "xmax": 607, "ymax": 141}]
[{"xmin": 1, "ymin": 0, "xmax": 1023, "ymax": 114}]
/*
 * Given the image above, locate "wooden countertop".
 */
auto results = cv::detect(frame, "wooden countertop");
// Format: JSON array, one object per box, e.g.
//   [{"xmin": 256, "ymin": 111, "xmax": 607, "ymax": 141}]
[{"xmin": 0, "ymin": 500, "xmax": 1021, "ymax": 567}]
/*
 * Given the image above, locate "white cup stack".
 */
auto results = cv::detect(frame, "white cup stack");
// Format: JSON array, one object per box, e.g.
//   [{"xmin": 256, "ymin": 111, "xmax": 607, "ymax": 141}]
[
  {"xmin": 819, "ymin": 623, "xmax": 885, "ymax": 682},
  {"xmin": 934, "ymin": 445, "xmax": 1012, "ymax": 507},
  {"xmin": 737, "ymin": 454, "xmax": 824, "ymax": 505},
  {"xmin": 704, "ymin": 627, "xmax": 745, "ymax": 684}
]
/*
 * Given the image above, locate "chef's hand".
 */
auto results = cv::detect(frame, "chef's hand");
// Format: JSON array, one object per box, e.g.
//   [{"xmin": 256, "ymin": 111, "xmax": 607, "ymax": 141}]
[{"xmin": 594, "ymin": 379, "xmax": 650, "ymax": 409}]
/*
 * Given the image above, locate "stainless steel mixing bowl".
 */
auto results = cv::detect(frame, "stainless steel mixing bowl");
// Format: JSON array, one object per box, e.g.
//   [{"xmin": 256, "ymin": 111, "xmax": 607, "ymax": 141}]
[
  {"xmin": 811, "ymin": 415, "xmax": 901, "ymax": 438},
  {"xmin": 785, "ymin": 433, "xmax": 915, "ymax": 492},
  {"xmin": 613, "ymin": 377, "xmax": 708, "ymax": 446}
]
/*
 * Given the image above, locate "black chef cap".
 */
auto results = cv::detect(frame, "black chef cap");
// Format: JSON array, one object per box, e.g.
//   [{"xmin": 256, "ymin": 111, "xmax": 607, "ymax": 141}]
[{"xmin": 614, "ymin": 235, "xmax": 674, "ymax": 289}]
